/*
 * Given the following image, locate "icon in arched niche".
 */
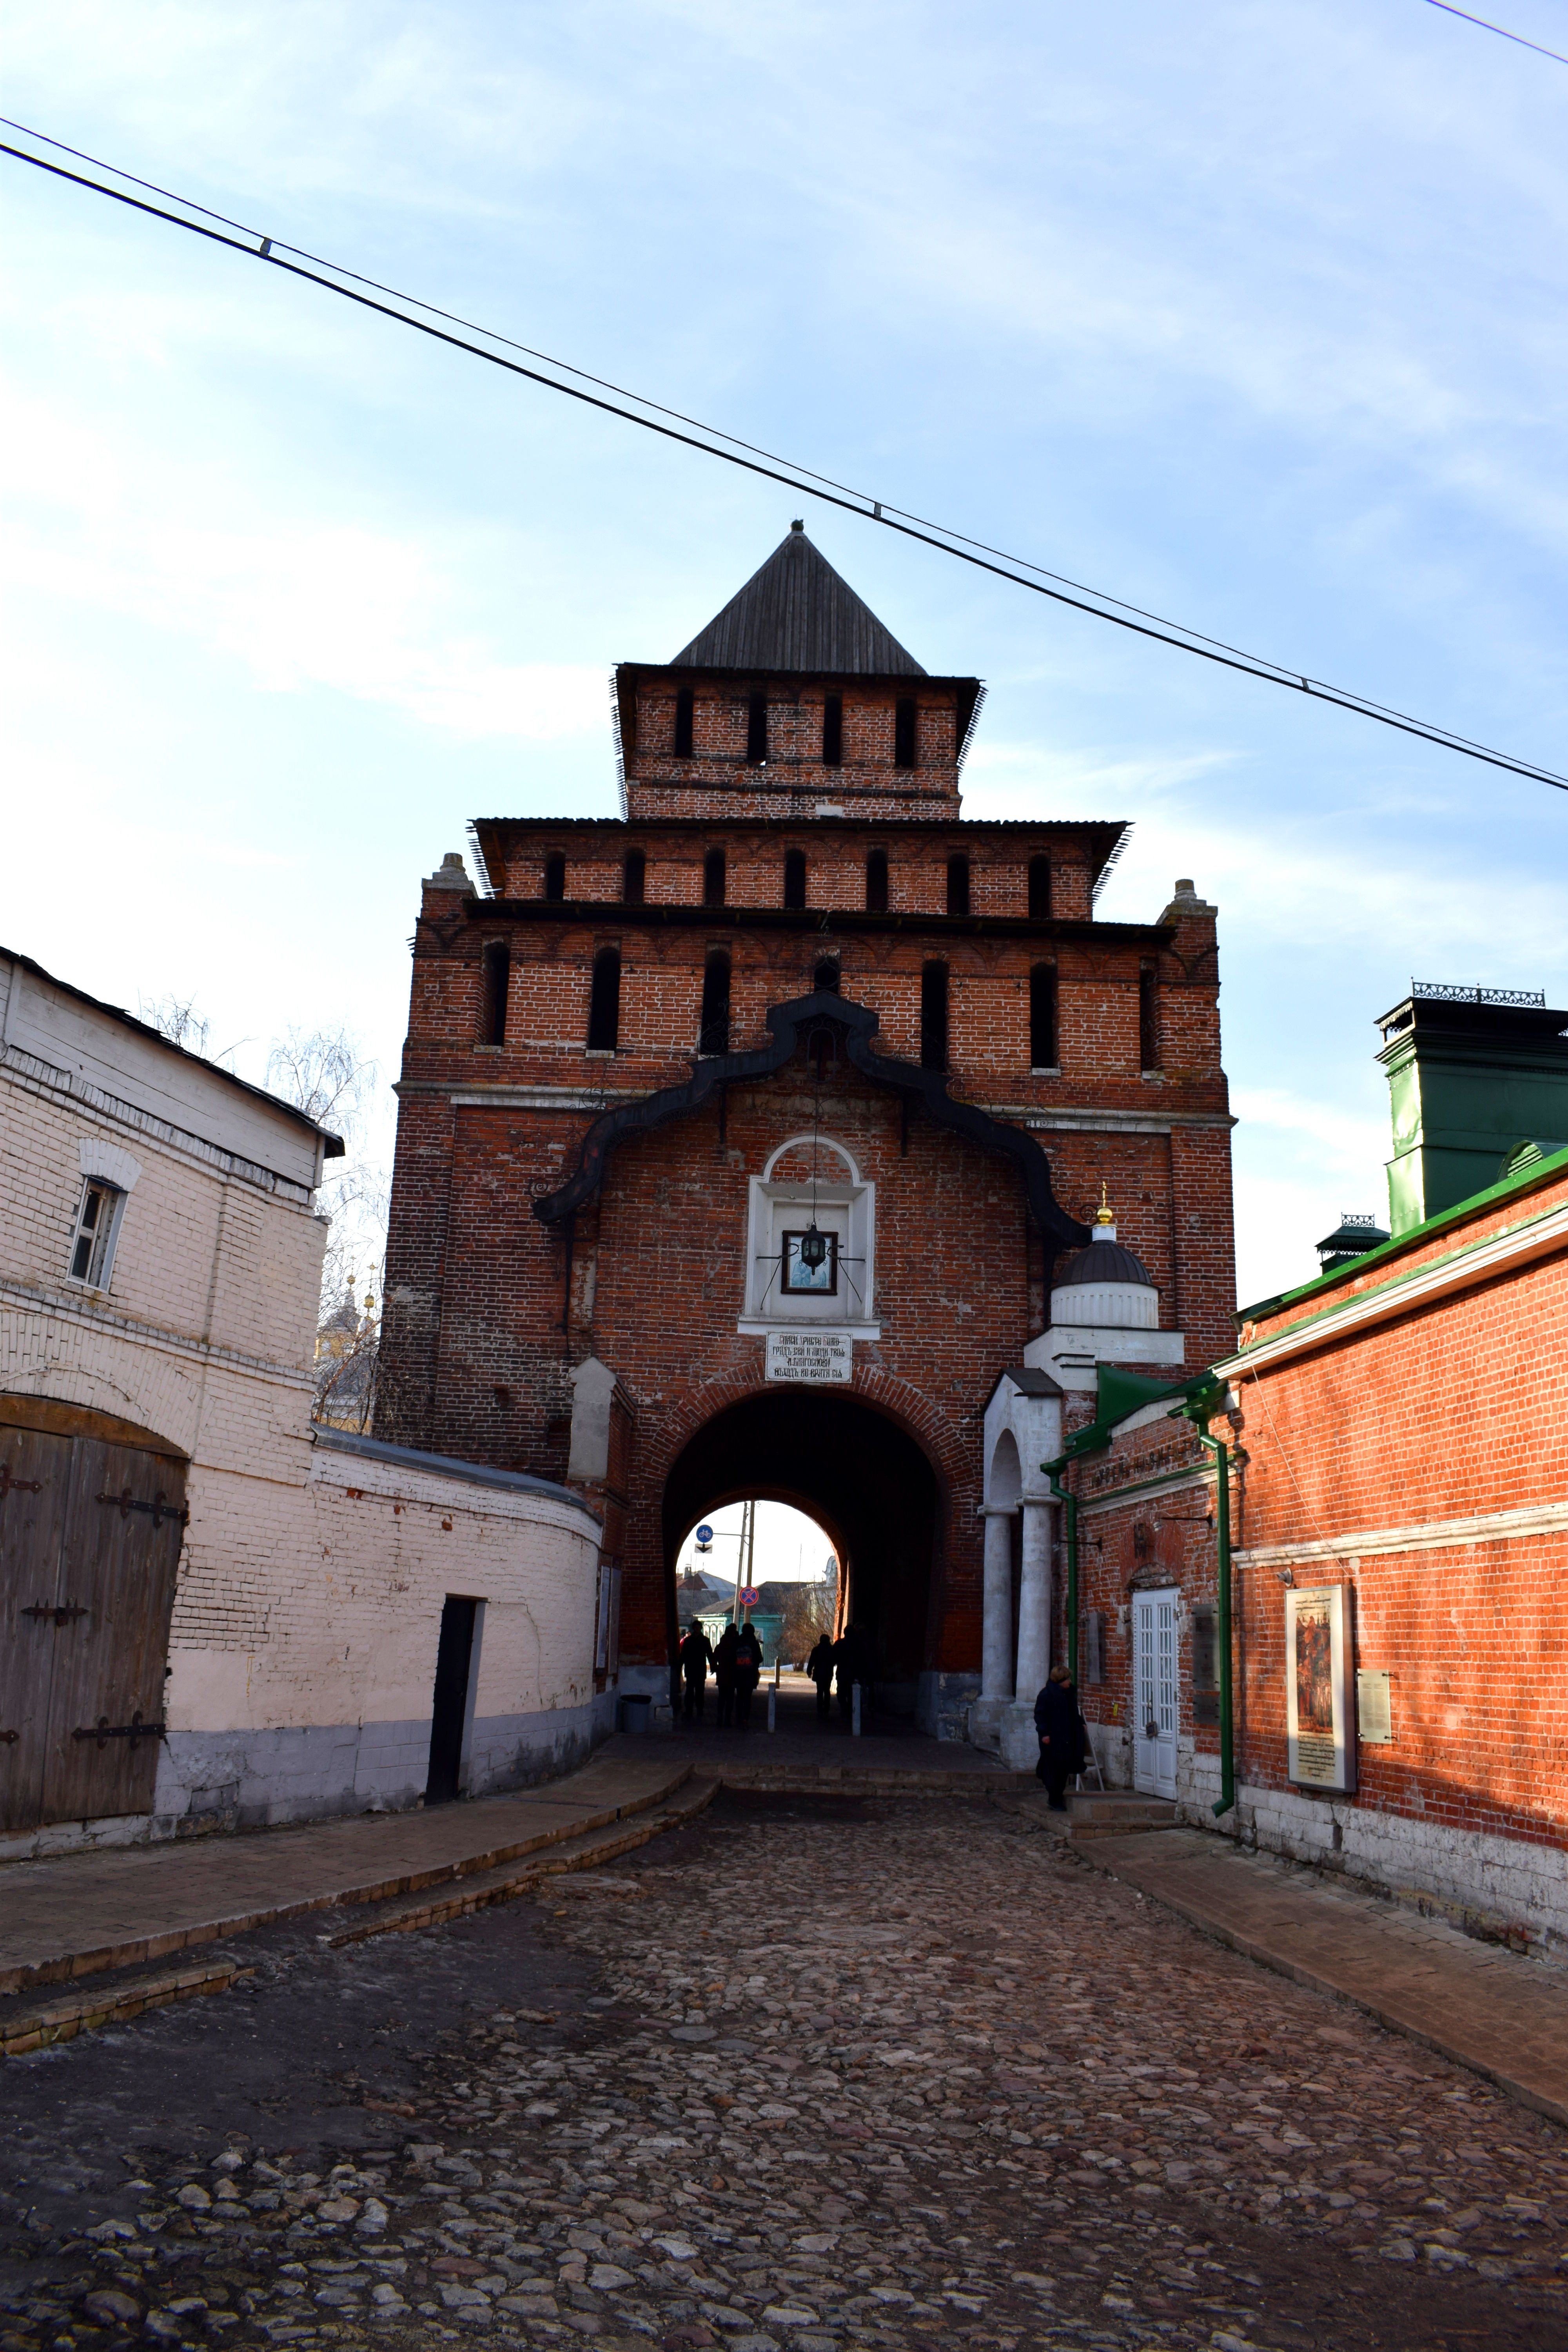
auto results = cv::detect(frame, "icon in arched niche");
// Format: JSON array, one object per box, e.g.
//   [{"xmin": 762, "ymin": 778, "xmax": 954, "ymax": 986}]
[{"xmin": 739, "ymin": 1133, "xmax": 877, "ymax": 1335}]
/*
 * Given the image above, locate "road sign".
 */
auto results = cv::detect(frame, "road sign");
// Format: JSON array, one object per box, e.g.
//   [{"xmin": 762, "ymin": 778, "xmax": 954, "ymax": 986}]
[
  {"xmin": 696, "ymin": 1524, "xmax": 713, "ymax": 1542},
  {"xmin": 739, "ymin": 1586, "xmax": 760, "ymax": 1607}
]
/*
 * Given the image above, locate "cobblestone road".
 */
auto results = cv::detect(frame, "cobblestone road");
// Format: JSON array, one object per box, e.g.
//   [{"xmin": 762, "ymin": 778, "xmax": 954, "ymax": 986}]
[{"xmin": 3, "ymin": 1791, "xmax": 1565, "ymax": 2352}]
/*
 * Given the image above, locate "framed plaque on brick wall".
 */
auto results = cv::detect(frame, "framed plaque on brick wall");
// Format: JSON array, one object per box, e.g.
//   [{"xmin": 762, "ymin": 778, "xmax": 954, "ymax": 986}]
[{"xmin": 1285, "ymin": 1583, "xmax": 1356, "ymax": 1793}]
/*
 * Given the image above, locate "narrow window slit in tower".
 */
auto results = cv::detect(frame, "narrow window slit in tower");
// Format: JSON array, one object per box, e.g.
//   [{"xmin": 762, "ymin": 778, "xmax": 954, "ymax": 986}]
[
  {"xmin": 1030, "ymin": 963, "xmax": 1057, "ymax": 1070},
  {"xmin": 587, "ymin": 946, "xmax": 622, "ymax": 1052},
  {"xmin": 947, "ymin": 854, "xmax": 970, "ymax": 916},
  {"xmin": 747, "ymin": 691, "xmax": 768, "ymax": 764},
  {"xmin": 894, "ymin": 697, "xmax": 917, "ymax": 768},
  {"xmin": 674, "ymin": 686, "xmax": 695, "ymax": 758},
  {"xmin": 623, "ymin": 849, "xmax": 646, "ymax": 904},
  {"xmin": 1140, "ymin": 960, "xmax": 1161, "ymax": 1071},
  {"xmin": 822, "ymin": 693, "xmax": 843, "ymax": 766},
  {"xmin": 866, "ymin": 848, "xmax": 889, "ymax": 913},
  {"xmin": 699, "ymin": 951, "xmax": 731, "ymax": 1056},
  {"xmin": 784, "ymin": 848, "xmax": 807, "ymax": 910},
  {"xmin": 543, "ymin": 851, "xmax": 566, "ymax": 902},
  {"xmin": 704, "ymin": 848, "xmax": 726, "ymax": 907},
  {"xmin": 481, "ymin": 942, "xmax": 510, "ymax": 1047},
  {"xmin": 921, "ymin": 961, "xmax": 949, "ymax": 1071},
  {"xmin": 1028, "ymin": 855, "xmax": 1052, "ymax": 918}
]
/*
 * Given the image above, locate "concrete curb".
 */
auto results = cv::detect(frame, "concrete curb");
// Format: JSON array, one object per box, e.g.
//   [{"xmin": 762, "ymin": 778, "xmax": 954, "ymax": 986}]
[
  {"xmin": 713, "ymin": 1765, "xmax": 1028, "ymax": 1795},
  {"xmin": 0, "ymin": 1761, "xmax": 696, "ymax": 2000},
  {"xmin": 322, "ymin": 1776, "xmax": 721, "ymax": 1949},
  {"xmin": 0, "ymin": 1957, "xmax": 255, "ymax": 2058},
  {"xmin": 0, "ymin": 1778, "xmax": 722, "ymax": 2056}
]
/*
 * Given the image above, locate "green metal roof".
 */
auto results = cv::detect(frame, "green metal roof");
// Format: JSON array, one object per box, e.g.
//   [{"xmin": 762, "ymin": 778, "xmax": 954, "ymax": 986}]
[{"xmin": 1238, "ymin": 1137, "xmax": 1568, "ymax": 1326}]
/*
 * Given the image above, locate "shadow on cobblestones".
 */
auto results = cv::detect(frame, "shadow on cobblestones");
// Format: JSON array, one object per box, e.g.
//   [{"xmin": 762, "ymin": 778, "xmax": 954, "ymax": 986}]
[{"xmin": 2, "ymin": 1791, "xmax": 1564, "ymax": 2352}]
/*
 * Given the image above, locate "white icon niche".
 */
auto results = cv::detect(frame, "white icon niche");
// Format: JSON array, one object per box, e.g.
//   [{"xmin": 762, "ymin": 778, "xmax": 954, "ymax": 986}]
[{"xmin": 737, "ymin": 1133, "xmax": 879, "ymax": 1337}]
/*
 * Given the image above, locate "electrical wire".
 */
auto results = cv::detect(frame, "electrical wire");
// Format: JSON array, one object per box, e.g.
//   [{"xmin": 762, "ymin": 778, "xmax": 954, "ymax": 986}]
[
  {"xmin": 2, "ymin": 117, "xmax": 1566, "ymax": 797},
  {"xmin": 0, "ymin": 112, "xmax": 1392, "ymax": 677},
  {"xmin": 1423, "ymin": 2, "xmax": 1568, "ymax": 69}
]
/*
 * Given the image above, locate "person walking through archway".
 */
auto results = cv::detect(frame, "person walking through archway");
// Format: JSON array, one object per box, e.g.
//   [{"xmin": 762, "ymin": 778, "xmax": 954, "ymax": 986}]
[
  {"xmin": 734, "ymin": 1619, "xmax": 764, "ymax": 1727},
  {"xmin": 713, "ymin": 1621, "xmax": 742, "ymax": 1728},
  {"xmin": 679, "ymin": 1620, "xmax": 715, "ymax": 1722},
  {"xmin": 806, "ymin": 1631, "xmax": 835, "ymax": 1721},
  {"xmin": 1034, "ymin": 1663, "xmax": 1087, "ymax": 1811}
]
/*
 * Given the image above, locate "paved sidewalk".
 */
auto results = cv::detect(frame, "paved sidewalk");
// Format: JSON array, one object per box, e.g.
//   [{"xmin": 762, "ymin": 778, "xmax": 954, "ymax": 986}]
[
  {"xmin": 1068, "ymin": 1819, "xmax": 1568, "ymax": 2128},
  {"xmin": 0, "ymin": 1752, "xmax": 696, "ymax": 2000}
]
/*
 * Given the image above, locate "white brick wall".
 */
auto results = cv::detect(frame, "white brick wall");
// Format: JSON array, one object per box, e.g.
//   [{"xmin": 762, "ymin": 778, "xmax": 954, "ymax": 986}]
[{"xmin": 2, "ymin": 955, "xmax": 606, "ymax": 1853}]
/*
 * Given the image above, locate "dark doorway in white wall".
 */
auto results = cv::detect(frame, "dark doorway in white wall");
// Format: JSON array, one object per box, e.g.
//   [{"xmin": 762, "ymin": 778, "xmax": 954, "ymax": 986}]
[{"xmin": 426, "ymin": 1595, "xmax": 479, "ymax": 1805}]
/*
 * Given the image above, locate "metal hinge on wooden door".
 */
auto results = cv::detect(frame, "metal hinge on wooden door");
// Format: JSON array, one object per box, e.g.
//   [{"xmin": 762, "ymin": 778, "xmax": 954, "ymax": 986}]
[
  {"xmin": 73, "ymin": 1713, "xmax": 167, "ymax": 1749},
  {"xmin": 96, "ymin": 1487, "xmax": 189, "ymax": 1528}
]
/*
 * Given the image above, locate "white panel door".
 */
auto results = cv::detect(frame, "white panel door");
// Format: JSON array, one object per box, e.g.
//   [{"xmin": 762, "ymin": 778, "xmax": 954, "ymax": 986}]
[{"xmin": 1133, "ymin": 1589, "xmax": 1178, "ymax": 1799}]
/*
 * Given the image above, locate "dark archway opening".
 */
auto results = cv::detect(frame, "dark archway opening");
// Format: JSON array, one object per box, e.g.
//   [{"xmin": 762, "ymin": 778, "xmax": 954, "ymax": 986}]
[{"xmin": 661, "ymin": 1389, "xmax": 940, "ymax": 1715}]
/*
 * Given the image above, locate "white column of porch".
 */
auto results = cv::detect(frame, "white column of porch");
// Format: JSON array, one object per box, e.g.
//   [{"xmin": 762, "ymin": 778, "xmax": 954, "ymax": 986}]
[{"xmin": 980, "ymin": 1504, "xmax": 1017, "ymax": 1704}]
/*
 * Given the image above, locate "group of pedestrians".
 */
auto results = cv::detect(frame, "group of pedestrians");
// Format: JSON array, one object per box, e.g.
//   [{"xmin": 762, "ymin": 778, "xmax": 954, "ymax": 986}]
[
  {"xmin": 678, "ymin": 1613, "xmax": 1089, "ymax": 1794},
  {"xmin": 804, "ymin": 1624, "xmax": 873, "ymax": 1720},
  {"xmin": 676, "ymin": 1617, "xmax": 877, "ymax": 1730},
  {"xmin": 678, "ymin": 1618, "xmax": 766, "ymax": 1726}
]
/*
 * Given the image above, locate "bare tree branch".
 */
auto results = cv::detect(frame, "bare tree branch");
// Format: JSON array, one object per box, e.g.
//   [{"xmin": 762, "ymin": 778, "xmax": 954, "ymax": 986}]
[{"xmin": 265, "ymin": 1024, "xmax": 372, "ymax": 1137}]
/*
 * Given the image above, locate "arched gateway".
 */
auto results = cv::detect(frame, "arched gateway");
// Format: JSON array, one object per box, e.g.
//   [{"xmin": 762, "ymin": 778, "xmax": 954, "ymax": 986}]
[
  {"xmin": 662, "ymin": 1388, "xmax": 940, "ymax": 1713},
  {"xmin": 376, "ymin": 524, "xmax": 1236, "ymax": 1744}
]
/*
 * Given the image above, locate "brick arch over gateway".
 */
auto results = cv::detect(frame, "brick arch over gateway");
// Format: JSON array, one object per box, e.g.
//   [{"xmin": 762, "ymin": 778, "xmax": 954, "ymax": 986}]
[
  {"xmin": 534, "ymin": 988, "xmax": 1091, "ymax": 1254},
  {"xmin": 656, "ymin": 1370, "xmax": 965, "ymax": 1704}
]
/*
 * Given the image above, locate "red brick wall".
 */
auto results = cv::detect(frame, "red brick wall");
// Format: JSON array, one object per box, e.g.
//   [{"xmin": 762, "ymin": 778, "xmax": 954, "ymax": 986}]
[
  {"xmin": 621, "ymin": 675, "xmax": 965, "ymax": 821},
  {"xmin": 1226, "ymin": 1165, "xmax": 1568, "ymax": 1846},
  {"xmin": 1065, "ymin": 1161, "xmax": 1567, "ymax": 1868}
]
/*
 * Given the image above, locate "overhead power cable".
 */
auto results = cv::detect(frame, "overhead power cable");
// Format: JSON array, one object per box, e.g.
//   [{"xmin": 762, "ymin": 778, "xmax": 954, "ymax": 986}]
[
  {"xmin": 2, "ymin": 116, "xmax": 1565, "ymax": 798},
  {"xmin": 1423, "ymin": 2, "xmax": 1568, "ymax": 69}
]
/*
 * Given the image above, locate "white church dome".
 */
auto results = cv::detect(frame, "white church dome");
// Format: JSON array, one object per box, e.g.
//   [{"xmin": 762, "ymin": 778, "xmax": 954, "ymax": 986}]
[{"xmin": 1050, "ymin": 1213, "xmax": 1159, "ymax": 1330}]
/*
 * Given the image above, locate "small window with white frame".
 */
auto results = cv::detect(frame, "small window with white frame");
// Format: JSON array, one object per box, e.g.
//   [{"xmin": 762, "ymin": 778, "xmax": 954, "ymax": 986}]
[{"xmin": 67, "ymin": 1178, "xmax": 124, "ymax": 1290}]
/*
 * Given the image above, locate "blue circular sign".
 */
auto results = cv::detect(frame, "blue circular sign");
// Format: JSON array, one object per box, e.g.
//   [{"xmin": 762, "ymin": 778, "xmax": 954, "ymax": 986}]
[{"xmin": 695, "ymin": 1524, "xmax": 714, "ymax": 1543}]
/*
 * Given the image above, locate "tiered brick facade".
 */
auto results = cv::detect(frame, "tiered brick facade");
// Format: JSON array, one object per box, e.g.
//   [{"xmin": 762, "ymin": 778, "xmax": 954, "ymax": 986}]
[{"xmin": 377, "ymin": 539, "xmax": 1237, "ymax": 1723}]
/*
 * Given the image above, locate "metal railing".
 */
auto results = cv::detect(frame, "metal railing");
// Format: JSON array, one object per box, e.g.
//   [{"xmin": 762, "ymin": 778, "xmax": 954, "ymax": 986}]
[{"xmin": 1411, "ymin": 980, "xmax": 1546, "ymax": 1007}]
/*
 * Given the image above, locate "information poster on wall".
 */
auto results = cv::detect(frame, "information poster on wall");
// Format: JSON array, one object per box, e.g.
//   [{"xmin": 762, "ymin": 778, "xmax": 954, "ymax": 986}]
[
  {"xmin": 766, "ymin": 1328, "xmax": 853, "ymax": 1384},
  {"xmin": 1285, "ymin": 1583, "xmax": 1356, "ymax": 1793}
]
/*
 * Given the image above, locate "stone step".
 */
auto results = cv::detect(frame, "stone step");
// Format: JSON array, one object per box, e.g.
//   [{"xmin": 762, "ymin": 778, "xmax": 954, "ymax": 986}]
[
  {"xmin": 0, "ymin": 1756, "xmax": 699, "ymax": 2000},
  {"xmin": 1067, "ymin": 1793, "xmax": 1180, "ymax": 1824},
  {"xmin": 0, "ymin": 1955, "xmax": 255, "ymax": 2058},
  {"xmin": 321, "ymin": 1775, "xmax": 721, "ymax": 1951},
  {"xmin": 715, "ymin": 1764, "xmax": 1025, "ymax": 1796},
  {"xmin": 0, "ymin": 1780, "xmax": 723, "ymax": 2055},
  {"xmin": 990, "ymin": 1789, "xmax": 1181, "ymax": 1841}
]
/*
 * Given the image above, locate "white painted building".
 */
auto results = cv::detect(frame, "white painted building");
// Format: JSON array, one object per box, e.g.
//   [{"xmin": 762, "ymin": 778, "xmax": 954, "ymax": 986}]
[
  {"xmin": 974, "ymin": 1204, "xmax": 1187, "ymax": 1770},
  {"xmin": 0, "ymin": 947, "xmax": 610, "ymax": 1858}
]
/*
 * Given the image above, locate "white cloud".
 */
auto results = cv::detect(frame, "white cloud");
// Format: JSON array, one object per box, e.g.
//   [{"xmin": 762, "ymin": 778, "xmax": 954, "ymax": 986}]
[
  {"xmin": 1230, "ymin": 1085, "xmax": 1387, "ymax": 1176},
  {"xmin": 0, "ymin": 385, "xmax": 605, "ymax": 738}
]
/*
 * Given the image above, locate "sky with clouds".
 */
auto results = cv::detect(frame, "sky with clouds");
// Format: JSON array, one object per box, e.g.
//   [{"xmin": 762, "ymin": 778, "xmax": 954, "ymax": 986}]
[{"xmin": 3, "ymin": 0, "xmax": 1565, "ymax": 1314}]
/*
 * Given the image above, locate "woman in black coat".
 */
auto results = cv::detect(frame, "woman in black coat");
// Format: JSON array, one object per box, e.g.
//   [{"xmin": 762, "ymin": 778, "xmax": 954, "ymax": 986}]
[{"xmin": 1034, "ymin": 1664, "xmax": 1086, "ymax": 1811}]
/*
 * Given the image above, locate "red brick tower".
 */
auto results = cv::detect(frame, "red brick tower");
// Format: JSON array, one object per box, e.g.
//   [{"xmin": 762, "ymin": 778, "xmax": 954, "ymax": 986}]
[{"xmin": 377, "ymin": 524, "xmax": 1235, "ymax": 1731}]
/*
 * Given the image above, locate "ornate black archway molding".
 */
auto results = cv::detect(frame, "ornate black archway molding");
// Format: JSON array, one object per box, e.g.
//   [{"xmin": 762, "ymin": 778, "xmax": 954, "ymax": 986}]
[{"xmin": 533, "ymin": 989, "xmax": 1090, "ymax": 1252}]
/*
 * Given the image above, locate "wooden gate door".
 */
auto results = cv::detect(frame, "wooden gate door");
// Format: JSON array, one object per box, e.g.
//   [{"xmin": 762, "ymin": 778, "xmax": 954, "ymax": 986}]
[
  {"xmin": 0, "ymin": 1426, "xmax": 74, "ymax": 1833},
  {"xmin": 1132, "ymin": 1588, "xmax": 1179, "ymax": 1800},
  {"xmin": 0, "ymin": 1419, "xmax": 186, "ymax": 1831}
]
